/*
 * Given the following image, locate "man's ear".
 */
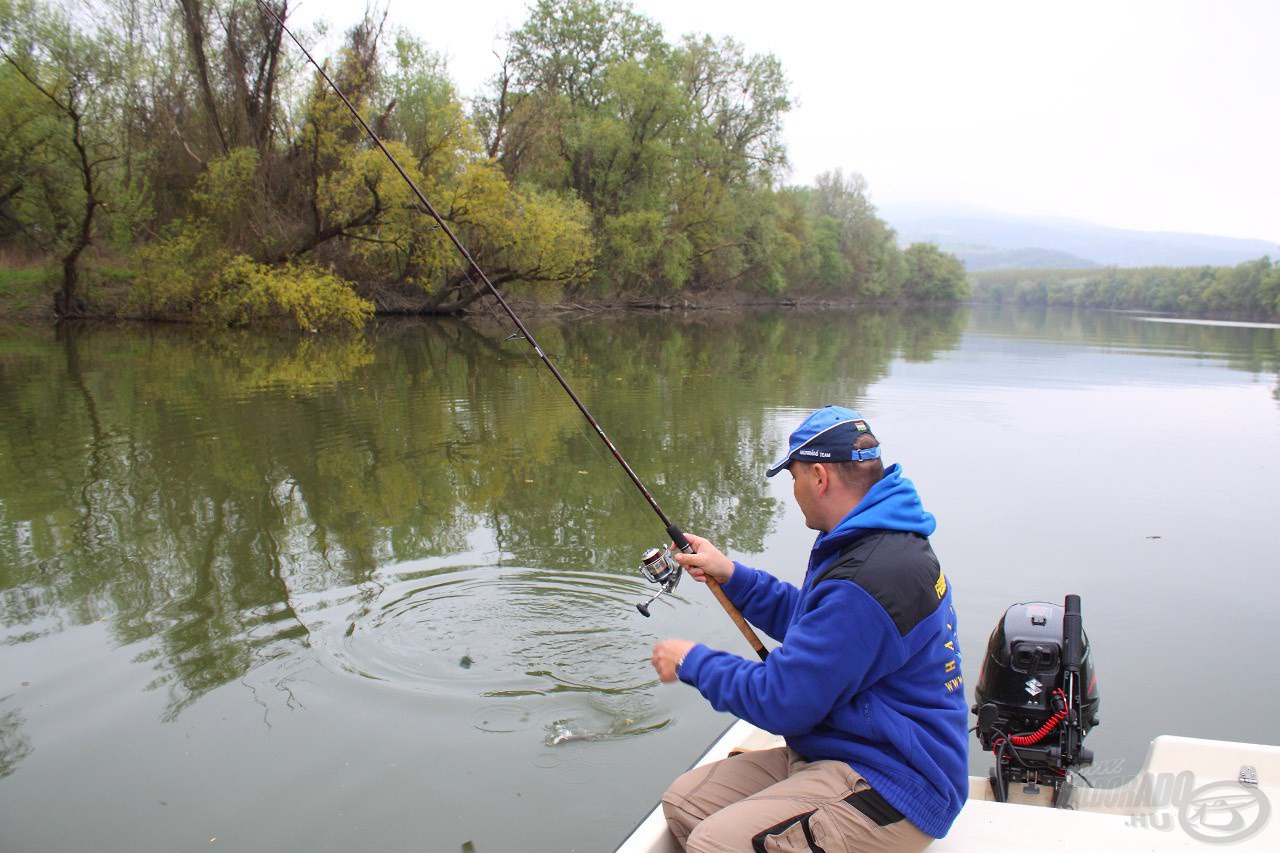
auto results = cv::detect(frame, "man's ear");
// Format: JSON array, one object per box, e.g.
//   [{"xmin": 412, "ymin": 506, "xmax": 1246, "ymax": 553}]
[{"xmin": 811, "ymin": 462, "xmax": 830, "ymax": 494}]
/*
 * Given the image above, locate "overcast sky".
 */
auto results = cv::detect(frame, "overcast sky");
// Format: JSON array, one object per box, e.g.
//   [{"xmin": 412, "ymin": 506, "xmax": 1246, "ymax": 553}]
[{"xmin": 295, "ymin": 0, "xmax": 1280, "ymax": 244}]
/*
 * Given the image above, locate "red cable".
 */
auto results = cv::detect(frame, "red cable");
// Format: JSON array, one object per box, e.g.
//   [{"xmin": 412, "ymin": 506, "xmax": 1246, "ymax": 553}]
[
  {"xmin": 1007, "ymin": 689, "xmax": 1068, "ymax": 747},
  {"xmin": 1009, "ymin": 710, "xmax": 1067, "ymax": 746}
]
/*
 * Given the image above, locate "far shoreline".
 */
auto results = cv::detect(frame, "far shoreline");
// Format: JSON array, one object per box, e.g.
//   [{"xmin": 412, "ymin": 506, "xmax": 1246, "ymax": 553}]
[{"xmin": 0, "ymin": 289, "xmax": 943, "ymax": 331}]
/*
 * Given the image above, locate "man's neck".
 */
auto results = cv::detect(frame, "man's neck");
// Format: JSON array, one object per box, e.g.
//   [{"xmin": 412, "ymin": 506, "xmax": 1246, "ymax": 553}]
[{"xmin": 817, "ymin": 493, "xmax": 864, "ymax": 534}]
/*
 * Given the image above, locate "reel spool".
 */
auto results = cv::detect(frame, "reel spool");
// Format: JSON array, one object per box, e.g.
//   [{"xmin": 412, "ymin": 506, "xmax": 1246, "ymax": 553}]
[{"xmin": 635, "ymin": 547, "xmax": 682, "ymax": 616}]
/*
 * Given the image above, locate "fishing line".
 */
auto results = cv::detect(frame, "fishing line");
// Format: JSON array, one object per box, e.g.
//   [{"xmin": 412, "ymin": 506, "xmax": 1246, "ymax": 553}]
[
  {"xmin": 451, "ymin": 262, "xmax": 658, "ymax": 527},
  {"xmin": 255, "ymin": 0, "xmax": 766, "ymax": 659}
]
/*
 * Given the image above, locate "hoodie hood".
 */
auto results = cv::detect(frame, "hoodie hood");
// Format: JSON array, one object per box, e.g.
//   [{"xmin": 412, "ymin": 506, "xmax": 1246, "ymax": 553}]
[{"xmin": 812, "ymin": 463, "xmax": 935, "ymax": 558}]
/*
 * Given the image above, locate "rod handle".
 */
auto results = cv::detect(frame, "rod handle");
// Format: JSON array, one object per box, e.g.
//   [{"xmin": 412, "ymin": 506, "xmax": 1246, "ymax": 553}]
[
  {"xmin": 668, "ymin": 525, "xmax": 694, "ymax": 554},
  {"xmin": 668, "ymin": 524, "xmax": 769, "ymax": 661},
  {"xmin": 706, "ymin": 577, "xmax": 769, "ymax": 661}
]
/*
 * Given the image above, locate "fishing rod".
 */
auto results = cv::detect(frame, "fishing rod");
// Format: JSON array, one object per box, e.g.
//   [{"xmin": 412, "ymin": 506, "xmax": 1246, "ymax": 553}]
[{"xmin": 255, "ymin": 1, "xmax": 767, "ymax": 661}]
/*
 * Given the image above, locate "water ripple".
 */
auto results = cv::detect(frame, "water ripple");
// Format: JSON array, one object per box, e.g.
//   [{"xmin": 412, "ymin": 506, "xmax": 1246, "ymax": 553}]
[{"xmin": 293, "ymin": 564, "xmax": 663, "ymax": 702}]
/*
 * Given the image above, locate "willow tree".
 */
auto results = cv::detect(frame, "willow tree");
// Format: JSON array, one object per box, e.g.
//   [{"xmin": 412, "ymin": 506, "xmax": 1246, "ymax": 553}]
[
  {"xmin": 487, "ymin": 0, "xmax": 670, "ymax": 206},
  {"xmin": 482, "ymin": 0, "xmax": 679, "ymax": 295},
  {"xmin": 173, "ymin": 0, "xmax": 287, "ymax": 157},
  {"xmin": 667, "ymin": 34, "xmax": 791, "ymax": 292},
  {"xmin": 808, "ymin": 169, "xmax": 904, "ymax": 298},
  {"xmin": 283, "ymin": 22, "xmax": 595, "ymax": 313},
  {"xmin": 0, "ymin": 0, "xmax": 121, "ymax": 315},
  {"xmin": 480, "ymin": 0, "xmax": 793, "ymax": 296},
  {"xmin": 131, "ymin": 146, "xmax": 374, "ymax": 330}
]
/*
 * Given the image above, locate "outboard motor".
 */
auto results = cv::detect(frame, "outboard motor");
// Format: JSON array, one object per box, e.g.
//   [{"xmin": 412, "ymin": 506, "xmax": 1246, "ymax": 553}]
[{"xmin": 973, "ymin": 595, "xmax": 1100, "ymax": 807}]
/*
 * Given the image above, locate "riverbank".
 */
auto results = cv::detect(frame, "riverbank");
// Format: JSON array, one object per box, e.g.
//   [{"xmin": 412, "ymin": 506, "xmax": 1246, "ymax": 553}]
[
  {"xmin": 0, "ymin": 259, "xmax": 56, "ymax": 324},
  {"xmin": 0, "ymin": 270, "xmax": 883, "ymax": 327}
]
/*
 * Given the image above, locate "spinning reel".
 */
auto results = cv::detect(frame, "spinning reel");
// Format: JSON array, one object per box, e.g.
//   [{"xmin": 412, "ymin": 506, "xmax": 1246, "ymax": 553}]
[
  {"xmin": 635, "ymin": 547, "xmax": 683, "ymax": 616},
  {"xmin": 629, "ymin": 536, "xmax": 767, "ymax": 662}
]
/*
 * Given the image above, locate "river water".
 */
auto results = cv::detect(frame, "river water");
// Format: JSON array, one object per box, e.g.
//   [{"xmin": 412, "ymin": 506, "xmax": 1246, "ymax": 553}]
[{"xmin": 1, "ymin": 306, "xmax": 1277, "ymax": 852}]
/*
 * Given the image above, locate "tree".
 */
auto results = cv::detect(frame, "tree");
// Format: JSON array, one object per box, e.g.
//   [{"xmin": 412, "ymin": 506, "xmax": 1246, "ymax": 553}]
[
  {"xmin": 0, "ymin": 0, "xmax": 121, "ymax": 316},
  {"xmin": 1258, "ymin": 258, "xmax": 1280, "ymax": 317},
  {"xmin": 663, "ymin": 35, "xmax": 791, "ymax": 292},
  {"xmin": 677, "ymin": 34, "xmax": 789, "ymax": 186},
  {"xmin": 902, "ymin": 242, "xmax": 970, "ymax": 302},
  {"xmin": 418, "ymin": 164, "xmax": 595, "ymax": 311},
  {"xmin": 0, "ymin": 60, "xmax": 50, "ymax": 245},
  {"xmin": 1203, "ymin": 256, "xmax": 1278, "ymax": 318},
  {"xmin": 174, "ymin": 0, "xmax": 287, "ymax": 157},
  {"xmin": 507, "ymin": 0, "xmax": 664, "ymax": 110},
  {"xmin": 131, "ymin": 146, "xmax": 374, "ymax": 330},
  {"xmin": 803, "ymin": 169, "xmax": 903, "ymax": 298},
  {"xmin": 383, "ymin": 33, "xmax": 475, "ymax": 179},
  {"xmin": 0, "ymin": 0, "xmax": 995, "ymax": 324},
  {"xmin": 481, "ymin": 0, "xmax": 796, "ymax": 296}
]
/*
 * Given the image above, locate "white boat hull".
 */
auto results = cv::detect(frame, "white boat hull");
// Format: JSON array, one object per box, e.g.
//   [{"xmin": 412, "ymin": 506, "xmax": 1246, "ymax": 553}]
[{"xmin": 617, "ymin": 721, "xmax": 1280, "ymax": 851}]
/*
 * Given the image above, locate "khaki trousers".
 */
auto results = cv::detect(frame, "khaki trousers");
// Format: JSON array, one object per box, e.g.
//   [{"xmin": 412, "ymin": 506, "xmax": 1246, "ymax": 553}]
[{"xmin": 662, "ymin": 746, "xmax": 933, "ymax": 852}]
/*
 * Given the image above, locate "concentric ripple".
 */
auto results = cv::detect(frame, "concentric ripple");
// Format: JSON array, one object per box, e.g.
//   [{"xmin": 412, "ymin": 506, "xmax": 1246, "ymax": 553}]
[{"xmin": 294, "ymin": 564, "xmax": 667, "ymax": 701}]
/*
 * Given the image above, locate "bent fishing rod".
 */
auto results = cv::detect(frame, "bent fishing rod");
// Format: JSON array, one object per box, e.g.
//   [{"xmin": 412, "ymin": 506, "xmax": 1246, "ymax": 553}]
[{"xmin": 257, "ymin": 1, "xmax": 766, "ymax": 661}]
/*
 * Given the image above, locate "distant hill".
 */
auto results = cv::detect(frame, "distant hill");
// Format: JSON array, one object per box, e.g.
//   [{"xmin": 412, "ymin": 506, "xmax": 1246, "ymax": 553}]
[
  {"xmin": 932, "ymin": 244, "xmax": 1100, "ymax": 272},
  {"xmin": 881, "ymin": 206, "xmax": 1279, "ymax": 270}
]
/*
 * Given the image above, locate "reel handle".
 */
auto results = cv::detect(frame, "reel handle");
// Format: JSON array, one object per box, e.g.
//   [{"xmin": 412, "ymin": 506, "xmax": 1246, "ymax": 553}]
[
  {"xmin": 636, "ymin": 594, "xmax": 661, "ymax": 618},
  {"xmin": 667, "ymin": 524, "xmax": 769, "ymax": 661}
]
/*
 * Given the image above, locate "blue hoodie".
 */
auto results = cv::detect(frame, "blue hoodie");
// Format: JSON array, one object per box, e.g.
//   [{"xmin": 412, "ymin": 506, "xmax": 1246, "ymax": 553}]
[{"xmin": 677, "ymin": 463, "xmax": 968, "ymax": 838}]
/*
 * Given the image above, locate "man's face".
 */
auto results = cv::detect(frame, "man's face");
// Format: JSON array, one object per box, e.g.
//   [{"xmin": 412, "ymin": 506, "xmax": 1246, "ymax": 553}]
[{"xmin": 788, "ymin": 462, "xmax": 823, "ymax": 532}]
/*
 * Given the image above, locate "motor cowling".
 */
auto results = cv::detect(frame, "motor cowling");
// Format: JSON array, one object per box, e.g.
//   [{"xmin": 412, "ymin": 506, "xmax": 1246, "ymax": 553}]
[{"xmin": 972, "ymin": 598, "xmax": 1100, "ymax": 804}]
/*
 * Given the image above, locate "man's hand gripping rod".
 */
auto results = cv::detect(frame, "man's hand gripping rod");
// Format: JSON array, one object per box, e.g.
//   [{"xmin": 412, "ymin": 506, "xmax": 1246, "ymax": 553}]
[{"xmin": 637, "ymin": 526, "xmax": 768, "ymax": 662}]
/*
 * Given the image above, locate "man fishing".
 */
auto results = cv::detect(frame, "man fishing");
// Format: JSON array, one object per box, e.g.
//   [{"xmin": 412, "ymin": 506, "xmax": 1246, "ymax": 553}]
[{"xmin": 650, "ymin": 405, "xmax": 967, "ymax": 851}]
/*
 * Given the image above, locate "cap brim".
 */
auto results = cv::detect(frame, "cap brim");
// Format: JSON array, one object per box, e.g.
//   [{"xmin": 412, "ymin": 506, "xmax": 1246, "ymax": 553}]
[{"xmin": 764, "ymin": 455, "xmax": 791, "ymax": 478}]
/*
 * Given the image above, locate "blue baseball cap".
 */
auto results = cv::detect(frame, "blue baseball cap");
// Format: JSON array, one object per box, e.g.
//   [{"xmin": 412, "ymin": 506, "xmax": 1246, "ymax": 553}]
[{"xmin": 765, "ymin": 406, "xmax": 881, "ymax": 478}]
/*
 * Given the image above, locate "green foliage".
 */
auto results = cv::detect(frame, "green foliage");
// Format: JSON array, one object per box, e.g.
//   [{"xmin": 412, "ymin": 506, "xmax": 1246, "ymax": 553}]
[
  {"xmin": 816, "ymin": 170, "xmax": 894, "ymax": 294},
  {"xmin": 0, "ymin": 0, "xmax": 971, "ymax": 321},
  {"xmin": 130, "ymin": 216, "xmax": 218, "ymax": 317},
  {"xmin": 0, "ymin": 59, "xmax": 66, "ymax": 247},
  {"xmin": 384, "ymin": 33, "xmax": 478, "ymax": 176},
  {"xmin": 733, "ymin": 188, "xmax": 800, "ymax": 295},
  {"xmin": 314, "ymin": 140, "xmax": 448, "ymax": 285},
  {"xmin": 777, "ymin": 171, "xmax": 907, "ymax": 299},
  {"xmin": 509, "ymin": 0, "xmax": 666, "ymax": 109},
  {"xmin": 134, "ymin": 151, "xmax": 374, "ymax": 331},
  {"xmin": 597, "ymin": 211, "xmax": 687, "ymax": 292},
  {"xmin": 134, "ymin": 223, "xmax": 371, "ymax": 330},
  {"xmin": 810, "ymin": 217, "xmax": 855, "ymax": 289},
  {"xmin": 471, "ymin": 180, "xmax": 596, "ymax": 296},
  {"xmin": 490, "ymin": 0, "xmax": 802, "ymax": 297},
  {"xmin": 0, "ymin": 0, "xmax": 157, "ymax": 314},
  {"xmin": 291, "ymin": 23, "xmax": 595, "ymax": 310},
  {"xmin": 204, "ymin": 256, "xmax": 373, "ymax": 330},
  {"xmin": 132, "ymin": 148, "xmax": 268, "ymax": 318},
  {"xmin": 192, "ymin": 147, "xmax": 259, "ymax": 221},
  {"xmin": 0, "ymin": 257, "xmax": 54, "ymax": 317},
  {"xmin": 677, "ymin": 34, "xmax": 790, "ymax": 186},
  {"xmin": 1, "ymin": 1, "xmax": 80, "ymax": 248},
  {"xmin": 902, "ymin": 242, "xmax": 970, "ymax": 302}
]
